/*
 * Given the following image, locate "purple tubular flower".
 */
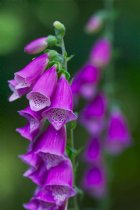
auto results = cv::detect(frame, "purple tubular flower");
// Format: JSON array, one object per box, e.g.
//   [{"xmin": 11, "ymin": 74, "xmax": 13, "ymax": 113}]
[
  {"xmin": 16, "ymin": 124, "xmax": 39, "ymax": 141},
  {"xmin": 85, "ymin": 15, "xmax": 103, "ymax": 34},
  {"xmin": 36, "ymin": 159, "xmax": 76, "ymax": 206},
  {"xmin": 83, "ymin": 166, "xmax": 106, "ymax": 198},
  {"xmin": 24, "ymin": 162, "xmax": 48, "ymax": 186},
  {"xmin": 80, "ymin": 93, "xmax": 107, "ymax": 135},
  {"xmin": 19, "ymin": 151, "xmax": 42, "ymax": 168},
  {"xmin": 27, "ymin": 65, "xmax": 57, "ymax": 111},
  {"xmin": 8, "ymin": 79, "xmax": 29, "ymax": 102},
  {"xmin": 20, "ymin": 124, "xmax": 66, "ymax": 169},
  {"xmin": 24, "ymin": 37, "xmax": 48, "ymax": 54},
  {"xmin": 105, "ymin": 109, "xmax": 131, "ymax": 154},
  {"xmin": 33, "ymin": 124, "xmax": 66, "ymax": 169},
  {"xmin": 18, "ymin": 106, "xmax": 42, "ymax": 133},
  {"xmin": 90, "ymin": 38, "xmax": 111, "ymax": 68},
  {"xmin": 14, "ymin": 54, "xmax": 48, "ymax": 89},
  {"xmin": 23, "ymin": 198, "xmax": 57, "ymax": 210},
  {"xmin": 43, "ymin": 75, "xmax": 77, "ymax": 130},
  {"xmin": 24, "ymin": 197, "xmax": 67, "ymax": 210},
  {"xmin": 71, "ymin": 64, "xmax": 100, "ymax": 99},
  {"xmin": 84, "ymin": 137, "xmax": 102, "ymax": 164}
]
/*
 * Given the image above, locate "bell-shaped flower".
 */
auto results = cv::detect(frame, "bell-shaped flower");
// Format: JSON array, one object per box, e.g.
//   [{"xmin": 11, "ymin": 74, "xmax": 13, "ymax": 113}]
[
  {"xmin": 19, "ymin": 124, "xmax": 66, "ymax": 169},
  {"xmin": 90, "ymin": 38, "xmax": 111, "ymax": 68},
  {"xmin": 84, "ymin": 137, "xmax": 102, "ymax": 164},
  {"xmin": 105, "ymin": 109, "xmax": 131, "ymax": 154},
  {"xmin": 24, "ymin": 196, "xmax": 67, "ymax": 210},
  {"xmin": 43, "ymin": 75, "xmax": 77, "ymax": 130},
  {"xmin": 19, "ymin": 150, "xmax": 42, "ymax": 168},
  {"xmin": 35, "ymin": 159, "xmax": 76, "ymax": 206},
  {"xmin": 24, "ymin": 37, "xmax": 48, "ymax": 54},
  {"xmin": 8, "ymin": 79, "xmax": 29, "ymax": 102},
  {"xmin": 83, "ymin": 166, "xmax": 106, "ymax": 198},
  {"xmin": 16, "ymin": 124, "xmax": 39, "ymax": 141},
  {"xmin": 23, "ymin": 161, "xmax": 48, "ymax": 186},
  {"xmin": 71, "ymin": 64, "xmax": 100, "ymax": 100},
  {"xmin": 80, "ymin": 93, "xmax": 107, "ymax": 135},
  {"xmin": 33, "ymin": 124, "xmax": 66, "ymax": 169},
  {"xmin": 23, "ymin": 197, "xmax": 57, "ymax": 210},
  {"xmin": 14, "ymin": 54, "xmax": 48, "ymax": 89},
  {"xmin": 27, "ymin": 65, "xmax": 57, "ymax": 111},
  {"xmin": 18, "ymin": 106, "xmax": 43, "ymax": 133}
]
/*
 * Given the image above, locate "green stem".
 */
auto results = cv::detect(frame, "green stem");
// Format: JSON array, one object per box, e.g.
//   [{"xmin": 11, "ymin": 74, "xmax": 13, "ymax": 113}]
[
  {"xmin": 70, "ymin": 127, "xmax": 79, "ymax": 210},
  {"xmin": 61, "ymin": 38, "xmax": 68, "ymax": 71},
  {"xmin": 104, "ymin": 0, "xmax": 115, "ymax": 100},
  {"xmin": 60, "ymin": 34, "xmax": 79, "ymax": 210}
]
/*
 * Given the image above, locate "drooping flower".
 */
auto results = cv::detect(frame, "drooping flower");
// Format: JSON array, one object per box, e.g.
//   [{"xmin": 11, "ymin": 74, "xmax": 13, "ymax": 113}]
[
  {"xmin": 16, "ymin": 124, "xmax": 39, "ymax": 141},
  {"xmin": 23, "ymin": 197, "xmax": 57, "ymax": 210},
  {"xmin": 24, "ymin": 197, "xmax": 67, "ymax": 210},
  {"xmin": 18, "ymin": 106, "xmax": 43, "ymax": 133},
  {"xmin": 26, "ymin": 125, "xmax": 66, "ymax": 169},
  {"xmin": 80, "ymin": 92, "xmax": 107, "ymax": 135},
  {"xmin": 83, "ymin": 165, "xmax": 106, "ymax": 198},
  {"xmin": 90, "ymin": 38, "xmax": 111, "ymax": 68},
  {"xmin": 84, "ymin": 137, "xmax": 102, "ymax": 164},
  {"xmin": 24, "ymin": 37, "xmax": 48, "ymax": 54},
  {"xmin": 105, "ymin": 109, "xmax": 131, "ymax": 154},
  {"xmin": 71, "ymin": 64, "xmax": 100, "ymax": 100},
  {"xmin": 14, "ymin": 54, "xmax": 48, "ymax": 90},
  {"xmin": 23, "ymin": 161, "xmax": 48, "ymax": 186},
  {"xmin": 35, "ymin": 159, "xmax": 76, "ymax": 206},
  {"xmin": 8, "ymin": 79, "xmax": 30, "ymax": 102},
  {"xmin": 27, "ymin": 65, "xmax": 57, "ymax": 111},
  {"xmin": 43, "ymin": 75, "xmax": 77, "ymax": 130}
]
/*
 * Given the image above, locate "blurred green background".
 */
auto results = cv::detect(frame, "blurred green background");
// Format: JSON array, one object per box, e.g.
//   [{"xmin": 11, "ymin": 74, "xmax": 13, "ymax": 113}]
[{"xmin": 0, "ymin": 0, "xmax": 140, "ymax": 209}]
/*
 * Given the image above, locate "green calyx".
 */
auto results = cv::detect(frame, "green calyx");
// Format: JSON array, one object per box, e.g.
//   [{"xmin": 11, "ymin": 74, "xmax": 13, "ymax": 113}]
[
  {"xmin": 53, "ymin": 21, "xmax": 66, "ymax": 39},
  {"xmin": 47, "ymin": 35, "xmax": 57, "ymax": 47}
]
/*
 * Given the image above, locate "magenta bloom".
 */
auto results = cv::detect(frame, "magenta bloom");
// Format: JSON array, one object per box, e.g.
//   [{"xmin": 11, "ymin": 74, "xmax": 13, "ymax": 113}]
[
  {"xmin": 20, "ymin": 125, "xmax": 66, "ymax": 169},
  {"xmin": 18, "ymin": 106, "xmax": 42, "ymax": 133},
  {"xmin": 36, "ymin": 159, "xmax": 76, "ymax": 206},
  {"xmin": 80, "ymin": 93, "xmax": 107, "ymax": 135},
  {"xmin": 90, "ymin": 38, "xmax": 111, "ymax": 68},
  {"xmin": 8, "ymin": 79, "xmax": 30, "ymax": 102},
  {"xmin": 19, "ymin": 151, "xmax": 42, "ymax": 168},
  {"xmin": 85, "ymin": 15, "xmax": 103, "ymax": 34},
  {"xmin": 71, "ymin": 64, "xmax": 100, "ymax": 99},
  {"xmin": 16, "ymin": 124, "xmax": 41, "ymax": 141},
  {"xmin": 24, "ymin": 37, "xmax": 48, "ymax": 54},
  {"xmin": 14, "ymin": 54, "xmax": 48, "ymax": 89},
  {"xmin": 24, "ymin": 161, "xmax": 48, "ymax": 186},
  {"xmin": 24, "ymin": 198, "xmax": 57, "ymax": 210},
  {"xmin": 24, "ymin": 197, "xmax": 67, "ymax": 210},
  {"xmin": 27, "ymin": 66, "xmax": 57, "ymax": 111},
  {"xmin": 43, "ymin": 75, "xmax": 77, "ymax": 130},
  {"xmin": 83, "ymin": 166, "xmax": 106, "ymax": 198},
  {"xmin": 105, "ymin": 109, "xmax": 131, "ymax": 154},
  {"xmin": 84, "ymin": 137, "xmax": 102, "ymax": 164}
]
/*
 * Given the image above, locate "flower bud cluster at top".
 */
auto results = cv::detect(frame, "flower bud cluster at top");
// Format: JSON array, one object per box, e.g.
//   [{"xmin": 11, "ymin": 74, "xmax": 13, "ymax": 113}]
[
  {"xmin": 72, "ymin": 0, "xmax": 131, "ymax": 202},
  {"xmin": 8, "ymin": 21, "xmax": 77, "ymax": 210}
]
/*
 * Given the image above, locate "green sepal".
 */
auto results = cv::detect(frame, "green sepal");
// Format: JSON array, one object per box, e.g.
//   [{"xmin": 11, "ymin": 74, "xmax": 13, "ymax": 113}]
[{"xmin": 58, "ymin": 69, "xmax": 70, "ymax": 80}]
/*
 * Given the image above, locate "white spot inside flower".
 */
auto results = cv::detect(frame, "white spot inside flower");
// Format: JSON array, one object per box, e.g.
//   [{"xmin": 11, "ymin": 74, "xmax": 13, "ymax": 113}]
[
  {"xmin": 51, "ymin": 186, "xmax": 69, "ymax": 205},
  {"xmin": 29, "ymin": 92, "xmax": 50, "ymax": 111},
  {"xmin": 41, "ymin": 153, "xmax": 64, "ymax": 170},
  {"xmin": 46, "ymin": 109, "xmax": 67, "ymax": 130}
]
